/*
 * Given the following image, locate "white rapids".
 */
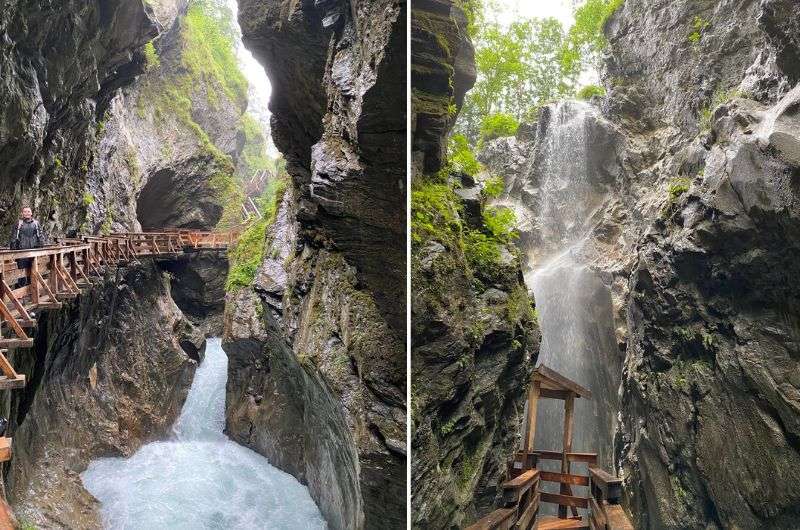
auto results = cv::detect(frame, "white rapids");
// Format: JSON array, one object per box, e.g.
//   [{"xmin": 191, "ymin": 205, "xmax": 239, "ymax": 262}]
[{"xmin": 81, "ymin": 338, "xmax": 327, "ymax": 530}]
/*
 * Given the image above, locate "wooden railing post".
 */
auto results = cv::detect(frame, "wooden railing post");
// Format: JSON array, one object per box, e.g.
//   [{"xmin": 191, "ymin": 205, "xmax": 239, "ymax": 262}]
[
  {"xmin": 30, "ymin": 257, "xmax": 39, "ymax": 306},
  {"xmin": 559, "ymin": 392, "xmax": 576, "ymax": 519}
]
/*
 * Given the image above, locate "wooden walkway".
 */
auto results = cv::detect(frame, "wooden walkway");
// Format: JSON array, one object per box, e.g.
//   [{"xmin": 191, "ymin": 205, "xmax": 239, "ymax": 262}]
[
  {"xmin": 0, "ymin": 229, "xmax": 239, "ymax": 464},
  {"xmin": 465, "ymin": 365, "xmax": 634, "ymax": 530}
]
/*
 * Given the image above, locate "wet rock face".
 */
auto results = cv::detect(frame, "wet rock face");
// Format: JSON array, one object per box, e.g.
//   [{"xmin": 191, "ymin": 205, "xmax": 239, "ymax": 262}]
[
  {"xmin": 0, "ymin": 0, "xmax": 156, "ymax": 235},
  {"xmin": 160, "ymin": 253, "xmax": 229, "ymax": 335},
  {"xmin": 224, "ymin": 190, "xmax": 407, "ymax": 529},
  {"xmin": 475, "ymin": 1, "xmax": 800, "ymax": 527},
  {"xmin": 619, "ymin": 86, "xmax": 800, "ymax": 530},
  {"xmin": 3, "ymin": 262, "xmax": 203, "ymax": 529},
  {"xmin": 409, "ymin": 3, "xmax": 540, "ymax": 527},
  {"xmin": 411, "ymin": 0, "xmax": 477, "ymax": 173},
  {"xmin": 93, "ymin": 0, "xmax": 243, "ymax": 234},
  {"xmin": 411, "ymin": 208, "xmax": 540, "ymax": 529},
  {"xmin": 238, "ymin": 0, "xmax": 406, "ymax": 334}
]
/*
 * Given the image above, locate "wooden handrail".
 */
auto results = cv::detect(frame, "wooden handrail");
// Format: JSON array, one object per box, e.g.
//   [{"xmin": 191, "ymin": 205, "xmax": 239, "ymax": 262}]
[{"xmin": 0, "ymin": 229, "xmax": 238, "ymax": 352}]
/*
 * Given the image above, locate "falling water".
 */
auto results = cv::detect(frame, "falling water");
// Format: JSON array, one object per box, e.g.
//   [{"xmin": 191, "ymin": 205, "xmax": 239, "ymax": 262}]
[
  {"xmin": 520, "ymin": 101, "xmax": 619, "ymax": 510},
  {"xmin": 81, "ymin": 338, "xmax": 327, "ymax": 529}
]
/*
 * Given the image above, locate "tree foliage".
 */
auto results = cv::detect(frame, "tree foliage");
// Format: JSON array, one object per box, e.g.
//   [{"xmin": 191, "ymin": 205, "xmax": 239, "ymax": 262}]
[
  {"xmin": 456, "ymin": 0, "xmax": 625, "ymax": 145},
  {"xmin": 457, "ymin": 17, "xmax": 573, "ymax": 142},
  {"xmin": 480, "ymin": 113, "xmax": 519, "ymax": 141}
]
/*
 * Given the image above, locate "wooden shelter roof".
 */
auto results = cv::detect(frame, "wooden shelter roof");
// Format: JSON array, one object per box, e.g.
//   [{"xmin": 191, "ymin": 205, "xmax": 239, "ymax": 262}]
[{"xmin": 533, "ymin": 364, "xmax": 591, "ymax": 399}]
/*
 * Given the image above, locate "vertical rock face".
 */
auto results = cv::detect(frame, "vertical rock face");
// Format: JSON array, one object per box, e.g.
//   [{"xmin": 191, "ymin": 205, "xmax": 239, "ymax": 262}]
[
  {"xmin": 0, "ymin": 0, "xmax": 156, "ymax": 235},
  {"xmin": 4, "ymin": 263, "xmax": 204, "ymax": 529},
  {"xmin": 410, "ymin": 2, "xmax": 540, "ymax": 528},
  {"xmin": 91, "ymin": 0, "xmax": 248, "ymax": 234},
  {"xmin": 225, "ymin": 188, "xmax": 406, "ymax": 530},
  {"xmin": 411, "ymin": 0, "xmax": 476, "ymax": 173},
  {"xmin": 225, "ymin": 0, "xmax": 407, "ymax": 528},
  {"xmin": 238, "ymin": 0, "xmax": 407, "ymax": 334},
  {"xmin": 481, "ymin": 1, "xmax": 800, "ymax": 528}
]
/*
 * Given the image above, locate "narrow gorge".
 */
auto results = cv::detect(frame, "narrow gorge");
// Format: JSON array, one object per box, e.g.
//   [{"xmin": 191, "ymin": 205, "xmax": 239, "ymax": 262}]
[
  {"xmin": 0, "ymin": 0, "xmax": 406, "ymax": 528},
  {"xmin": 412, "ymin": 0, "xmax": 800, "ymax": 528}
]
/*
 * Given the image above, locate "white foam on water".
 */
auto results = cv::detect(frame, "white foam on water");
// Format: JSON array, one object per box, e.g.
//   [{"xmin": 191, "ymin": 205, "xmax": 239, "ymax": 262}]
[{"xmin": 81, "ymin": 338, "xmax": 327, "ymax": 530}]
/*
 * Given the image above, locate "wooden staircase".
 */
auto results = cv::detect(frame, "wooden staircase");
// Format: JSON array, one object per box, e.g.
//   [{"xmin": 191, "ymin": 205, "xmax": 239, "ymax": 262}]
[{"xmin": 465, "ymin": 365, "xmax": 634, "ymax": 530}]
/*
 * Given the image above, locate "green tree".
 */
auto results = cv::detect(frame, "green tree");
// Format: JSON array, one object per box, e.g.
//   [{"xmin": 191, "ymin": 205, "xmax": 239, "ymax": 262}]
[
  {"xmin": 561, "ymin": 0, "xmax": 624, "ymax": 76},
  {"xmin": 456, "ymin": 17, "xmax": 574, "ymax": 143}
]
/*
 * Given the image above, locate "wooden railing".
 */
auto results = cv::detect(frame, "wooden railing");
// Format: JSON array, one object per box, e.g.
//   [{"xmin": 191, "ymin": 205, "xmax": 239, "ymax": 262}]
[
  {"xmin": 0, "ymin": 229, "xmax": 238, "ymax": 352},
  {"xmin": 0, "ymin": 229, "xmax": 238, "ymax": 480},
  {"xmin": 466, "ymin": 452, "xmax": 632, "ymax": 530},
  {"xmin": 465, "ymin": 364, "xmax": 634, "ymax": 530}
]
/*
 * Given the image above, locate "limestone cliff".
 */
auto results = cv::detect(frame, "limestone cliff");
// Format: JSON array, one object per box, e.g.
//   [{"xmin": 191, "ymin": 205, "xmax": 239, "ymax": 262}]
[
  {"xmin": 410, "ymin": 1, "xmax": 541, "ymax": 528},
  {"xmin": 0, "ymin": 0, "xmax": 156, "ymax": 235},
  {"xmin": 223, "ymin": 0, "xmax": 407, "ymax": 528}
]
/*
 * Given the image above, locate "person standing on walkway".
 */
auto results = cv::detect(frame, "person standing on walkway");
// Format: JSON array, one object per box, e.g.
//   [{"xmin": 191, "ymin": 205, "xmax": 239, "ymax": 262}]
[{"xmin": 9, "ymin": 206, "xmax": 45, "ymax": 288}]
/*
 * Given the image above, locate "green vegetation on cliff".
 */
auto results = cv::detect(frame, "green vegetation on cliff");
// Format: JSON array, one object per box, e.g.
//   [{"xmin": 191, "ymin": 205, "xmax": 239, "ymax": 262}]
[{"xmin": 226, "ymin": 176, "xmax": 288, "ymax": 292}]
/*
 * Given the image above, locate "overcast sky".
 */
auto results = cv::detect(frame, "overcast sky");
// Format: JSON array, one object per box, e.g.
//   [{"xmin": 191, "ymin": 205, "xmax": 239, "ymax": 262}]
[{"xmin": 492, "ymin": 0, "xmax": 575, "ymax": 28}]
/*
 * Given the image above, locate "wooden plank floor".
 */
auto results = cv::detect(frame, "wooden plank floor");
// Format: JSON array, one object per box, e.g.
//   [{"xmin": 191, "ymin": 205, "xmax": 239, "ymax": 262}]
[{"xmin": 535, "ymin": 515, "xmax": 589, "ymax": 530}]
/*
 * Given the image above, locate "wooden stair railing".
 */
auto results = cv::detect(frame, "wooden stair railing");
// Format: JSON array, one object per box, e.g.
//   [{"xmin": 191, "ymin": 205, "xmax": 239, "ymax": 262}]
[{"xmin": 464, "ymin": 365, "xmax": 635, "ymax": 530}]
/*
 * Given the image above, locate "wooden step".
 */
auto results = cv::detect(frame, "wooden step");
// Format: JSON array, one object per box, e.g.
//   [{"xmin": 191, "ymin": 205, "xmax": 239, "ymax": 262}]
[
  {"xmin": 536, "ymin": 515, "xmax": 589, "ymax": 530},
  {"xmin": 0, "ymin": 374, "xmax": 25, "ymax": 390},
  {"xmin": 0, "ymin": 438, "xmax": 11, "ymax": 462}
]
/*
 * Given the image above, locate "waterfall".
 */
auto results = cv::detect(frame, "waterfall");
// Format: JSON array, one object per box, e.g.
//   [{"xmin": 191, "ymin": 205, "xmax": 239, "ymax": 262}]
[
  {"xmin": 81, "ymin": 338, "xmax": 327, "ymax": 529},
  {"xmin": 517, "ymin": 101, "xmax": 620, "ymax": 510}
]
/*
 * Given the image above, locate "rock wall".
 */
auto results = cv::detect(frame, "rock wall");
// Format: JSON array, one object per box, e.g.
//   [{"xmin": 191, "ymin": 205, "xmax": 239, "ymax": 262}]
[
  {"xmin": 224, "ymin": 0, "xmax": 407, "ymax": 528},
  {"xmin": 410, "ymin": 1, "xmax": 541, "ymax": 528},
  {"xmin": 3, "ymin": 262, "xmax": 204, "ymax": 529},
  {"xmin": 225, "ymin": 187, "xmax": 406, "ymax": 529},
  {"xmin": 0, "ymin": 0, "xmax": 156, "ymax": 236},
  {"xmin": 91, "ymin": 0, "xmax": 248, "ymax": 234},
  {"xmin": 605, "ymin": 1, "xmax": 800, "ymax": 528},
  {"xmin": 238, "ymin": 0, "xmax": 407, "ymax": 333},
  {"xmin": 479, "ymin": 0, "xmax": 800, "ymax": 528}
]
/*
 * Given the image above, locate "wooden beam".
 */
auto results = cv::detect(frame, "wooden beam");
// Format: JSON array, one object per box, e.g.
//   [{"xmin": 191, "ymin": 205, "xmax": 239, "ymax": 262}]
[
  {"xmin": 0, "ymin": 351, "xmax": 18, "ymax": 379},
  {"xmin": 560, "ymin": 392, "xmax": 577, "ymax": 518},
  {"xmin": 33, "ymin": 268, "xmax": 58, "ymax": 305},
  {"xmin": 0, "ymin": 437, "xmax": 11, "ymax": 462},
  {"xmin": 0, "ymin": 297, "xmax": 29, "ymax": 343},
  {"xmin": 589, "ymin": 465, "xmax": 623, "ymax": 502},
  {"xmin": 534, "ymin": 365, "xmax": 592, "ymax": 398},
  {"xmin": 589, "ymin": 497, "xmax": 606, "ymax": 529},
  {"xmin": 539, "ymin": 470, "xmax": 590, "ymax": 487},
  {"xmin": 502, "ymin": 469, "xmax": 539, "ymax": 506},
  {"xmin": 539, "ymin": 388, "xmax": 575, "ymax": 400},
  {"xmin": 532, "ymin": 451, "xmax": 598, "ymax": 464},
  {"xmin": 604, "ymin": 504, "xmax": 634, "ymax": 530},
  {"xmin": 540, "ymin": 492, "xmax": 589, "ymax": 510},
  {"xmin": 523, "ymin": 382, "xmax": 540, "ymax": 453},
  {"xmin": 514, "ymin": 492, "xmax": 539, "ymax": 530},
  {"xmin": 1, "ymin": 280, "xmax": 33, "ymax": 324}
]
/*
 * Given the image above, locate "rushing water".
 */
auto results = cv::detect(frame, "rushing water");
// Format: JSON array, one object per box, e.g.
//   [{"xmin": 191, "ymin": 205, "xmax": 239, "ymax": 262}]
[
  {"xmin": 81, "ymin": 338, "xmax": 326, "ymax": 530},
  {"xmin": 517, "ymin": 102, "xmax": 619, "ymax": 510}
]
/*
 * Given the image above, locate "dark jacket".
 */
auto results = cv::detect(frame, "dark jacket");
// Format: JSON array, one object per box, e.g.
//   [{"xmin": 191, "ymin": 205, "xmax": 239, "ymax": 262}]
[{"xmin": 10, "ymin": 218, "xmax": 44, "ymax": 250}]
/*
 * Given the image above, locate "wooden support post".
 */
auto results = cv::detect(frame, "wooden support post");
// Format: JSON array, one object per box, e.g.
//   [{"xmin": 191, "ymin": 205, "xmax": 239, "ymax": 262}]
[
  {"xmin": 49, "ymin": 255, "xmax": 59, "ymax": 296},
  {"xmin": 559, "ymin": 392, "xmax": 577, "ymax": 519},
  {"xmin": 1, "ymin": 280, "xmax": 33, "ymax": 324},
  {"xmin": 30, "ymin": 258, "xmax": 39, "ymax": 306},
  {"xmin": 523, "ymin": 382, "xmax": 540, "ymax": 454},
  {"xmin": 0, "ymin": 297, "xmax": 29, "ymax": 342},
  {"xmin": 33, "ymin": 268, "xmax": 59, "ymax": 307},
  {"xmin": 0, "ymin": 351, "xmax": 18, "ymax": 380}
]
